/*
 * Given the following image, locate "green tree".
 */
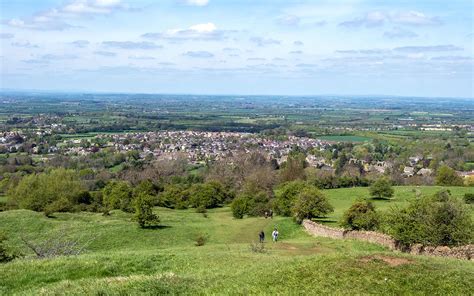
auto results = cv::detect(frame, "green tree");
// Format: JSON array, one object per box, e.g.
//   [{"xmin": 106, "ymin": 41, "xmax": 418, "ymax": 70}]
[
  {"xmin": 274, "ymin": 180, "xmax": 307, "ymax": 216},
  {"xmin": 383, "ymin": 190, "xmax": 473, "ymax": 247},
  {"xmin": 102, "ymin": 181, "xmax": 133, "ymax": 212},
  {"xmin": 340, "ymin": 200, "xmax": 379, "ymax": 230},
  {"xmin": 369, "ymin": 177, "xmax": 394, "ymax": 199},
  {"xmin": 231, "ymin": 195, "xmax": 250, "ymax": 219},
  {"xmin": 279, "ymin": 153, "xmax": 306, "ymax": 183},
  {"xmin": 231, "ymin": 190, "xmax": 271, "ymax": 218},
  {"xmin": 189, "ymin": 181, "xmax": 229, "ymax": 209},
  {"xmin": 8, "ymin": 168, "xmax": 85, "ymax": 213},
  {"xmin": 158, "ymin": 184, "xmax": 190, "ymax": 209},
  {"xmin": 292, "ymin": 187, "xmax": 333, "ymax": 223},
  {"xmin": 435, "ymin": 165, "xmax": 463, "ymax": 186},
  {"xmin": 134, "ymin": 192, "xmax": 160, "ymax": 228}
]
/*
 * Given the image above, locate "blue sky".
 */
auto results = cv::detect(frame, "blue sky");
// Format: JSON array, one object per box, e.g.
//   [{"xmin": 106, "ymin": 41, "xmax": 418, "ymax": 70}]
[{"xmin": 0, "ymin": 0, "xmax": 473, "ymax": 97}]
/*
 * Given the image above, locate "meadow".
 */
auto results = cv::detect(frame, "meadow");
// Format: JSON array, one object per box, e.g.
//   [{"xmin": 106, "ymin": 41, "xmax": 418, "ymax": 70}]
[
  {"xmin": 1, "ymin": 186, "xmax": 473, "ymax": 295},
  {"xmin": 319, "ymin": 186, "xmax": 473, "ymax": 226}
]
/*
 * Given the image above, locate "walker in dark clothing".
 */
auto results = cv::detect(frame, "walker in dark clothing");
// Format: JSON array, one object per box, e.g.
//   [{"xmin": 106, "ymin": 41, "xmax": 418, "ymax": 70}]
[{"xmin": 259, "ymin": 231, "xmax": 265, "ymax": 243}]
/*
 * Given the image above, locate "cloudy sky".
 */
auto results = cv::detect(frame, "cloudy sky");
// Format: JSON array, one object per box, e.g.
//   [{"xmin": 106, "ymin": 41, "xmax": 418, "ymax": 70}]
[{"xmin": 0, "ymin": 0, "xmax": 473, "ymax": 97}]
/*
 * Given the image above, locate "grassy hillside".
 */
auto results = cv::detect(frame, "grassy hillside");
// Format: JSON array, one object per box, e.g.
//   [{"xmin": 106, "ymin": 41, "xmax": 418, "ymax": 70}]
[
  {"xmin": 319, "ymin": 186, "xmax": 473, "ymax": 226},
  {"xmin": 1, "ymin": 203, "xmax": 473, "ymax": 295}
]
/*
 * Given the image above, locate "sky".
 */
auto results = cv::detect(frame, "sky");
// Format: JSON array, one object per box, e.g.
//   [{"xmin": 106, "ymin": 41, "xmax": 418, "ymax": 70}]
[{"xmin": 0, "ymin": 0, "xmax": 473, "ymax": 97}]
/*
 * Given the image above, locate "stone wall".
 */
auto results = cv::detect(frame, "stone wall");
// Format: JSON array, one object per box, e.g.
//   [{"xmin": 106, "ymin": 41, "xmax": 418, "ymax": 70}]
[
  {"xmin": 302, "ymin": 220, "xmax": 344, "ymax": 239},
  {"xmin": 344, "ymin": 230, "xmax": 397, "ymax": 250},
  {"xmin": 302, "ymin": 219, "xmax": 473, "ymax": 260},
  {"xmin": 409, "ymin": 244, "xmax": 473, "ymax": 261}
]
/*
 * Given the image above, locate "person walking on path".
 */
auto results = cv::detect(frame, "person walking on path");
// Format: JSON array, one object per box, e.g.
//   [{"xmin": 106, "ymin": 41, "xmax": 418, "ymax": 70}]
[
  {"xmin": 259, "ymin": 230, "xmax": 265, "ymax": 243},
  {"xmin": 272, "ymin": 228, "xmax": 279, "ymax": 242}
]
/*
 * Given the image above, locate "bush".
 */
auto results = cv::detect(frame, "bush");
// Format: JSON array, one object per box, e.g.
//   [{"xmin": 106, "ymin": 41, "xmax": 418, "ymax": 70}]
[
  {"xmin": 231, "ymin": 191, "xmax": 271, "ymax": 218},
  {"xmin": 292, "ymin": 187, "xmax": 333, "ymax": 224},
  {"xmin": 188, "ymin": 181, "xmax": 230, "ymax": 209},
  {"xmin": 7, "ymin": 168, "xmax": 86, "ymax": 212},
  {"xmin": 158, "ymin": 184, "xmax": 190, "ymax": 209},
  {"xmin": 231, "ymin": 195, "xmax": 249, "ymax": 219},
  {"xmin": 134, "ymin": 192, "xmax": 160, "ymax": 228},
  {"xmin": 435, "ymin": 165, "xmax": 463, "ymax": 186},
  {"xmin": 463, "ymin": 193, "xmax": 474, "ymax": 204},
  {"xmin": 0, "ymin": 232, "xmax": 16, "ymax": 263},
  {"xmin": 249, "ymin": 242, "xmax": 266, "ymax": 253},
  {"xmin": 383, "ymin": 190, "xmax": 473, "ymax": 247},
  {"xmin": 102, "ymin": 181, "xmax": 134, "ymax": 212},
  {"xmin": 369, "ymin": 177, "xmax": 394, "ymax": 199},
  {"xmin": 340, "ymin": 200, "xmax": 379, "ymax": 231},
  {"xmin": 274, "ymin": 180, "xmax": 307, "ymax": 216},
  {"xmin": 195, "ymin": 234, "xmax": 207, "ymax": 246}
]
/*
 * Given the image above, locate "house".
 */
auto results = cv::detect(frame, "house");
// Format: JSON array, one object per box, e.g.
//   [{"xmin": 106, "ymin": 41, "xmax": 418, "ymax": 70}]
[
  {"xmin": 403, "ymin": 166, "xmax": 415, "ymax": 177},
  {"xmin": 417, "ymin": 168, "xmax": 432, "ymax": 177}
]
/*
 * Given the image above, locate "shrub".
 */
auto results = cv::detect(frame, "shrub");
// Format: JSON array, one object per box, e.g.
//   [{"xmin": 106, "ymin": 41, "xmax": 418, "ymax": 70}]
[
  {"xmin": 249, "ymin": 242, "xmax": 266, "ymax": 253},
  {"xmin": 158, "ymin": 184, "xmax": 190, "ymax": 209},
  {"xmin": 102, "ymin": 181, "xmax": 134, "ymax": 212},
  {"xmin": 369, "ymin": 177, "xmax": 394, "ymax": 199},
  {"xmin": 20, "ymin": 228, "xmax": 96, "ymax": 259},
  {"xmin": 463, "ymin": 193, "xmax": 474, "ymax": 204},
  {"xmin": 0, "ymin": 232, "xmax": 16, "ymax": 263},
  {"xmin": 7, "ymin": 168, "xmax": 86, "ymax": 212},
  {"xmin": 435, "ymin": 165, "xmax": 463, "ymax": 186},
  {"xmin": 292, "ymin": 187, "xmax": 333, "ymax": 224},
  {"xmin": 383, "ymin": 190, "xmax": 473, "ymax": 247},
  {"xmin": 340, "ymin": 200, "xmax": 379, "ymax": 230},
  {"xmin": 231, "ymin": 195, "xmax": 249, "ymax": 219},
  {"xmin": 274, "ymin": 180, "xmax": 307, "ymax": 216},
  {"xmin": 195, "ymin": 234, "xmax": 207, "ymax": 246},
  {"xmin": 134, "ymin": 192, "xmax": 160, "ymax": 228},
  {"xmin": 231, "ymin": 191, "xmax": 271, "ymax": 218},
  {"xmin": 189, "ymin": 181, "xmax": 230, "ymax": 209}
]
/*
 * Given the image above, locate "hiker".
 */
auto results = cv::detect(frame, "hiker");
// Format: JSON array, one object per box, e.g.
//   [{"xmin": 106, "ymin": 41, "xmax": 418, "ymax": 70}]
[
  {"xmin": 269, "ymin": 209, "xmax": 273, "ymax": 219},
  {"xmin": 259, "ymin": 230, "xmax": 265, "ymax": 243},
  {"xmin": 264, "ymin": 211, "xmax": 268, "ymax": 219},
  {"xmin": 272, "ymin": 228, "xmax": 279, "ymax": 242}
]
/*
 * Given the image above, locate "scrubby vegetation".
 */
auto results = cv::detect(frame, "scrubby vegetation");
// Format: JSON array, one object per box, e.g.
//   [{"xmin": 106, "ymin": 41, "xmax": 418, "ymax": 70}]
[
  {"xmin": 340, "ymin": 200, "xmax": 379, "ymax": 231},
  {"xmin": 383, "ymin": 190, "xmax": 473, "ymax": 247}
]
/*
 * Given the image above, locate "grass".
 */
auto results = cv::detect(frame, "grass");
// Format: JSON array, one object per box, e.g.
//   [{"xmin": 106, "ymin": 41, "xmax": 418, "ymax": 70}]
[
  {"xmin": 0, "ymin": 187, "xmax": 473, "ymax": 294},
  {"xmin": 319, "ymin": 186, "xmax": 473, "ymax": 226},
  {"xmin": 315, "ymin": 135, "xmax": 373, "ymax": 142}
]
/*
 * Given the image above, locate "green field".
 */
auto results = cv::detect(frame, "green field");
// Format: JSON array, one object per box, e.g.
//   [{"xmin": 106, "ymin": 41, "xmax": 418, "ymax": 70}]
[
  {"xmin": 319, "ymin": 186, "xmax": 473, "ymax": 226},
  {"xmin": 1, "ymin": 191, "xmax": 473, "ymax": 295},
  {"xmin": 315, "ymin": 135, "xmax": 373, "ymax": 142}
]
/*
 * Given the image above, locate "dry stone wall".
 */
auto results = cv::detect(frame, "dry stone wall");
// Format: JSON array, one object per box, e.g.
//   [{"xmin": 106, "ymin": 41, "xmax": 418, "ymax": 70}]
[{"xmin": 302, "ymin": 220, "xmax": 473, "ymax": 261}]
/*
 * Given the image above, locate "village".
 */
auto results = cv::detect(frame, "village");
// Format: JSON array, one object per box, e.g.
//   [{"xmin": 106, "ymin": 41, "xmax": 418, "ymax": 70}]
[{"xmin": 3, "ymin": 129, "xmax": 472, "ymax": 180}]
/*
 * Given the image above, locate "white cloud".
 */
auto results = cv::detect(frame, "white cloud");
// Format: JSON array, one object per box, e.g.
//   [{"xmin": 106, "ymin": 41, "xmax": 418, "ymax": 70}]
[
  {"xmin": 94, "ymin": 50, "xmax": 117, "ymax": 57},
  {"xmin": 142, "ymin": 23, "xmax": 231, "ymax": 41},
  {"xmin": 11, "ymin": 41, "xmax": 39, "ymax": 48},
  {"xmin": 102, "ymin": 41, "xmax": 162, "ymax": 49},
  {"xmin": 129, "ymin": 55, "xmax": 156, "ymax": 60},
  {"xmin": 182, "ymin": 0, "xmax": 209, "ymax": 6},
  {"xmin": 384, "ymin": 27, "xmax": 418, "ymax": 39},
  {"xmin": 394, "ymin": 45, "xmax": 463, "ymax": 53},
  {"xmin": 183, "ymin": 51, "xmax": 214, "ymax": 58},
  {"xmin": 339, "ymin": 11, "xmax": 386, "ymax": 28},
  {"xmin": 249, "ymin": 37, "xmax": 281, "ymax": 46},
  {"xmin": 5, "ymin": 0, "xmax": 127, "ymax": 31},
  {"xmin": 0, "ymin": 33, "xmax": 14, "ymax": 39},
  {"xmin": 277, "ymin": 15, "xmax": 300, "ymax": 26},
  {"xmin": 340, "ymin": 10, "xmax": 442, "ymax": 28},
  {"xmin": 391, "ymin": 11, "xmax": 442, "ymax": 26}
]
